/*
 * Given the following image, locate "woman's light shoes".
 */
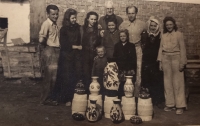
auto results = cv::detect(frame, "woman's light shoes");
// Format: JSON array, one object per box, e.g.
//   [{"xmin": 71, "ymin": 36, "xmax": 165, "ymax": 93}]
[
  {"xmin": 176, "ymin": 109, "xmax": 184, "ymax": 115},
  {"xmin": 164, "ymin": 107, "xmax": 176, "ymax": 111},
  {"xmin": 66, "ymin": 102, "xmax": 71, "ymax": 107},
  {"xmin": 164, "ymin": 107, "xmax": 184, "ymax": 114}
]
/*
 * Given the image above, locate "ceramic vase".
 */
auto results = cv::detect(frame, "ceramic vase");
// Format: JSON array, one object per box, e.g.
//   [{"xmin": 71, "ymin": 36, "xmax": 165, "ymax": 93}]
[
  {"xmin": 110, "ymin": 99, "xmax": 123, "ymax": 123},
  {"xmin": 89, "ymin": 76, "xmax": 100, "ymax": 96},
  {"xmin": 74, "ymin": 80, "xmax": 86, "ymax": 94},
  {"xmin": 103, "ymin": 62, "xmax": 120, "ymax": 90},
  {"xmin": 86, "ymin": 99, "xmax": 100, "ymax": 122},
  {"xmin": 124, "ymin": 76, "xmax": 134, "ymax": 98}
]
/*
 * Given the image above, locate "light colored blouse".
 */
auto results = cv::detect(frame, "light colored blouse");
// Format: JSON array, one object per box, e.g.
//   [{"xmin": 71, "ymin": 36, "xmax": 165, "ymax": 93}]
[{"xmin": 157, "ymin": 30, "xmax": 187, "ymax": 65}]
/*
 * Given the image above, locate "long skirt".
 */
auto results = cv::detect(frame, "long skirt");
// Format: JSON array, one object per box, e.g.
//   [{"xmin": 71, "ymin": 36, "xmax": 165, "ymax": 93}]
[
  {"xmin": 141, "ymin": 63, "xmax": 165, "ymax": 105},
  {"xmin": 56, "ymin": 51, "xmax": 82, "ymax": 103}
]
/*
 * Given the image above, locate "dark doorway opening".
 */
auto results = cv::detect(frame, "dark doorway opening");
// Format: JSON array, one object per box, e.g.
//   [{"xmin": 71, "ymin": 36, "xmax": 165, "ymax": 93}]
[{"xmin": 0, "ymin": 18, "xmax": 8, "ymax": 29}]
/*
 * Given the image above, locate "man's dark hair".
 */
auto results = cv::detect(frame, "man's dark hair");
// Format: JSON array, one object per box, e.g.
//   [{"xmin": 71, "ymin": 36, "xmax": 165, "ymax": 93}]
[
  {"xmin": 126, "ymin": 5, "xmax": 138, "ymax": 14},
  {"xmin": 46, "ymin": 5, "xmax": 59, "ymax": 14}
]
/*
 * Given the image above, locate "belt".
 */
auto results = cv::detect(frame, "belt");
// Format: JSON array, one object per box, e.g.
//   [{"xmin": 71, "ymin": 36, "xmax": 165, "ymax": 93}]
[{"xmin": 162, "ymin": 51, "xmax": 180, "ymax": 55}]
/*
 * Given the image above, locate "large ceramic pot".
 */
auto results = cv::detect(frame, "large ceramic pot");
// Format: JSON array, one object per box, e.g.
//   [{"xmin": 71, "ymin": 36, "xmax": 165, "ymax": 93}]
[
  {"xmin": 110, "ymin": 99, "xmax": 123, "ymax": 123},
  {"xmin": 89, "ymin": 76, "xmax": 100, "ymax": 96},
  {"xmin": 86, "ymin": 99, "xmax": 100, "ymax": 122},
  {"xmin": 103, "ymin": 62, "xmax": 120, "ymax": 91},
  {"xmin": 124, "ymin": 76, "xmax": 134, "ymax": 98}
]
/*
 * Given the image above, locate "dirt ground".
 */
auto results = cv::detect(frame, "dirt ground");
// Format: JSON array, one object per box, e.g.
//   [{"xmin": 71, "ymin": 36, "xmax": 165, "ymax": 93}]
[{"xmin": 0, "ymin": 74, "xmax": 200, "ymax": 126}]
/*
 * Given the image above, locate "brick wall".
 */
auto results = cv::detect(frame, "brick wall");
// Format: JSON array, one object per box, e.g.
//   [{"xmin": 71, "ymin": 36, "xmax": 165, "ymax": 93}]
[{"xmin": 46, "ymin": 0, "xmax": 200, "ymax": 58}]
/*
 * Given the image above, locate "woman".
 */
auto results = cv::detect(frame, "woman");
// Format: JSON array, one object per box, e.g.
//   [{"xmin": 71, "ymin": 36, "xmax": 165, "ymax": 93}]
[
  {"xmin": 141, "ymin": 17, "xmax": 164, "ymax": 106},
  {"xmin": 101, "ymin": 17, "xmax": 120, "ymax": 58},
  {"xmin": 57, "ymin": 8, "xmax": 82, "ymax": 106},
  {"xmin": 113, "ymin": 29, "xmax": 137, "ymax": 99},
  {"xmin": 82, "ymin": 11, "xmax": 101, "ymax": 93},
  {"xmin": 157, "ymin": 16, "xmax": 187, "ymax": 114}
]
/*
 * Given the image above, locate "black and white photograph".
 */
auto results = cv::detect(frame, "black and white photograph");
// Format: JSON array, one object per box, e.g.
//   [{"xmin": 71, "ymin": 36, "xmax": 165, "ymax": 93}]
[{"xmin": 0, "ymin": 0, "xmax": 200, "ymax": 125}]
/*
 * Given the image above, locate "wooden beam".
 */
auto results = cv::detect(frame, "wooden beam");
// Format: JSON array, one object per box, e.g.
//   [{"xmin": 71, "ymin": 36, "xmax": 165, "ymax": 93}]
[{"xmin": 30, "ymin": 0, "xmax": 46, "ymax": 43}]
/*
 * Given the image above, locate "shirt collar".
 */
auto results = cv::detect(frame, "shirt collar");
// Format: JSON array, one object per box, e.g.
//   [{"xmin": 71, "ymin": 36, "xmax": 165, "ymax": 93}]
[
  {"xmin": 122, "ymin": 42, "xmax": 127, "ymax": 46},
  {"xmin": 166, "ymin": 30, "xmax": 175, "ymax": 36},
  {"xmin": 128, "ymin": 19, "xmax": 137, "ymax": 26},
  {"xmin": 47, "ymin": 18, "xmax": 56, "ymax": 26}
]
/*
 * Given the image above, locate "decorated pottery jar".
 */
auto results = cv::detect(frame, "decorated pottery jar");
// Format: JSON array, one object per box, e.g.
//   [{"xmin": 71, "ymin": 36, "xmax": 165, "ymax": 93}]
[
  {"xmin": 72, "ymin": 113, "xmax": 85, "ymax": 121},
  {"xmin": 103, "ymin": 62, "xmax": 120, "ymax": 91},
  {"xmin": 89, "ymin": 76, "xmax": 100, "ymax": 96},
  {"xmin": 110, "ymin": 99, "xmax": 123, "ymax": 123},
  {"xmin": 86, "ymin": 99, "xmax": 100, "ymax": 122},
  {"xmin": 74, "ymin": 80, "xmax": 86, "ymax": 94},
  {"xmin": 139, "ymin": 87, "xmax": 150, "ymax": 99},
  {"xmin": 124, "ymin": 76, "xmax": 134, "ymax": 98},
  {"xmin": 130, "ymin": 115, "xmax": 143, "ymax": 124}
]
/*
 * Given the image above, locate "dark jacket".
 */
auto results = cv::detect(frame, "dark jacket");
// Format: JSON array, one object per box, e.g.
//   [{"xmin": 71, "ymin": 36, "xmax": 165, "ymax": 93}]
[
  {"xmin": 141, "ymin": 31, "xmax": 161, "ymax": 66},
  {"xmin": 59, "ymin": 23, "xmax": 81, "ymax": 61},
  {"xmin": 113, "ymin": 42, "xmax": 137, "ymax": 71}
]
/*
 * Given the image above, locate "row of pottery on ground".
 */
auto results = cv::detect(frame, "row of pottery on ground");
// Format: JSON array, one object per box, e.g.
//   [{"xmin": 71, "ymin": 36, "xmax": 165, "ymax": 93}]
[{"xmin": 72, "ymin": 64, "xmax": 152, "ymax": 122}]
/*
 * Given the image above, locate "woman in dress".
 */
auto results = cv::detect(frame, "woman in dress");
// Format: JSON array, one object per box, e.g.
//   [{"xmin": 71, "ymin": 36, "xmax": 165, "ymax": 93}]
[
  {"xmin": 58, "ymin": 8, "xmax": 82, "ymax": 106},
  {"xmin": 157, "ymin": 16, "xmax": 187, "ymax": 114},
  {"xmin": 141, "ymin": 17, "xmax": 164, "ymax": 106},
  {"xmin": 82, "ymin": 11, "xmax": 101, "ymax": 93}
]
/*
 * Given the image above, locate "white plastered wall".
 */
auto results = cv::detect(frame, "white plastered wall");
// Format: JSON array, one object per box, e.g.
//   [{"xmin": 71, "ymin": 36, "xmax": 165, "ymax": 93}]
[{"xmin": 0, "ymin": 2, "xmax": 30, "ymax": 43}]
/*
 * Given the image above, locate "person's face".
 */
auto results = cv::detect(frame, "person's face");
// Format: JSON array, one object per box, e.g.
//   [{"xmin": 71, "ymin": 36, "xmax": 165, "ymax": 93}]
[
  {"xmin": 70, "ymin": 15, "xmax": 77, "ymax": 24},
  {"xmin": 120, "ymin": 32, "xmax": 127, "ymax": 43},
  {"xmin": 97, "ymin": 48, "xmax": 105, "ymax": 58},
  {"xmin": 149, "ymin": 21, "xmax": 158, "ymax": 33},
  {"xmin": 127, "ymin": 7, "xmax": 137, "ymax": 22},
  {"xmin": 108, "ymin": 22, "xmax": 116, "ymax": 32},
  {"xmin": 48, "ymin": 9, "xmax": 59, "ymax": 23},
  {"xmin": 106, "ymin": 7, "xmax": 114, "ymax": 15},
  {"xmin": 166, "ymin": 21, "xmax": 174, "ymax": 32},
  {"xmin": 88, "ymin": 15, "xmax": 97, "ymax": 27}
]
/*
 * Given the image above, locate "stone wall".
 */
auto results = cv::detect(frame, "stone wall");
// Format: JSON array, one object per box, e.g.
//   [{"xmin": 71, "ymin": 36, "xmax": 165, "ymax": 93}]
[{"xmin": 45, "ymin": 0, "xmax": 200, "ymax": 57}]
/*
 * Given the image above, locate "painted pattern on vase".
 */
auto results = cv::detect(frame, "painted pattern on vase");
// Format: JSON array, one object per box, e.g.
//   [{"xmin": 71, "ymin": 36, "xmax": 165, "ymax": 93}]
[
  {"xmin": 103, "ymin": 62, "xmax": 120, "ymax": 90},
  {"xmin": 124, "ymin": 76, "xmax": 134, "ymax": 98},
  {"xmin": 110, "ymin": 99, "xmax": 123, "ymax": 123},
  {"xmin": 89, "ymin": 76, "xmax": 100, "ymax": 96},
  {"xmin": 86, "ymin": 99, "xmax": 100, "ymax": 122}
]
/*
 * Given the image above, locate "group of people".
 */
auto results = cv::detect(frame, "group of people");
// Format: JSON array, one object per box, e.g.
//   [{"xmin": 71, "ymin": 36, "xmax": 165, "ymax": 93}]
[{"xmin": 39, "ymin": 0, "xmax": 187, "ymax": 115}]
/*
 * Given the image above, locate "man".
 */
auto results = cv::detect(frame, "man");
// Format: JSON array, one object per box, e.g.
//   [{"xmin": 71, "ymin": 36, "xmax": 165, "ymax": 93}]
[
  {"xmin": 119, "ymin": 5, "xmax": 146, "ymax": 97},
  {"xmin": 39, "ymin": 5, "xmax": 60, "ymax": 105},
  {"xmin": 98, "ymin": 0, "xmax": 123, "ymax": 30}
]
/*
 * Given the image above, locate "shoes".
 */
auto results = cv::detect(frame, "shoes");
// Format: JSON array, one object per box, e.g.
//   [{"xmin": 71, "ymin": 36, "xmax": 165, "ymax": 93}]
[
  {"xmin": 176, "ymin": 109, "xmax": 184, "ymax": 115},
  {"xmin": 66, "ymin": 101, "xmax": 72, "ymax": 107},
  {"xmin": 164, "ymin": 106, "xmax": 176, "ymax": 111}
]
